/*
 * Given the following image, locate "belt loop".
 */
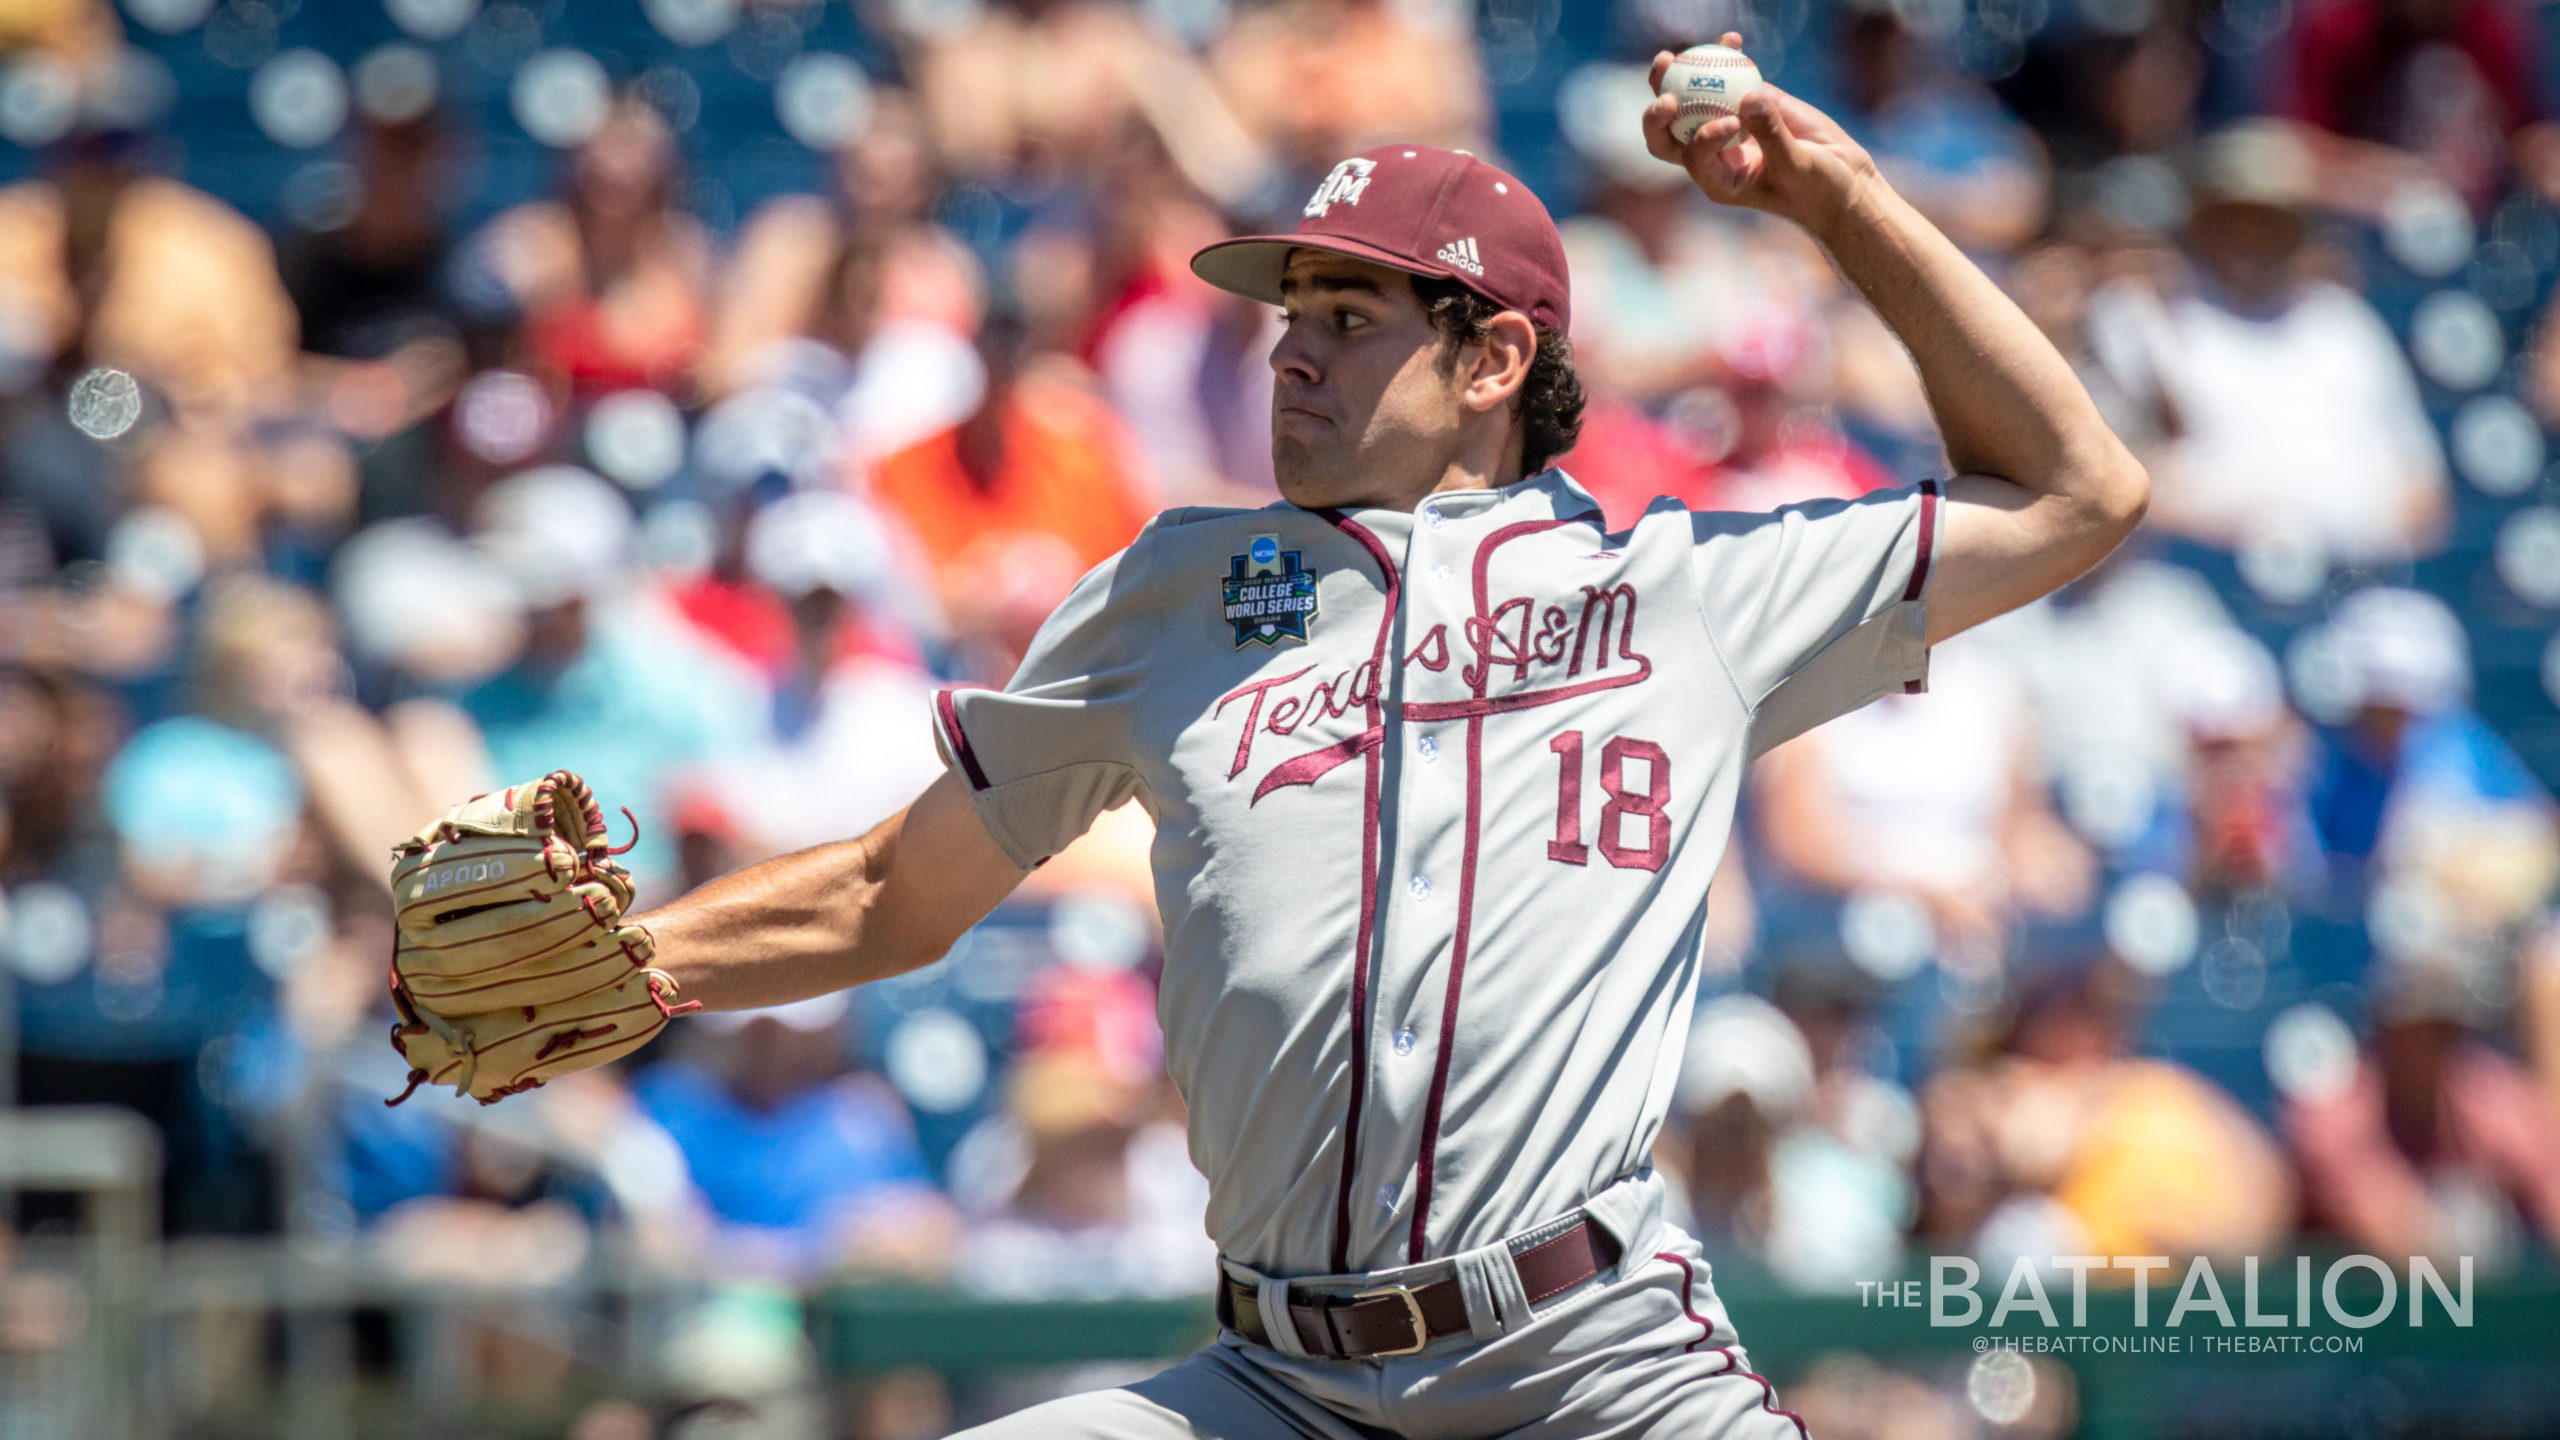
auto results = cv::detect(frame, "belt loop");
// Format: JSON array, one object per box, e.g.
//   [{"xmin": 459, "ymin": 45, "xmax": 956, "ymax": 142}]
[
  {"xmin": 1451, "ymin": 1238, "xmax": 1528, "ymax": 1339},
  {"xmin": 1256, "ymin": 1276, "xmax": 1313, "ymax": 1360}
]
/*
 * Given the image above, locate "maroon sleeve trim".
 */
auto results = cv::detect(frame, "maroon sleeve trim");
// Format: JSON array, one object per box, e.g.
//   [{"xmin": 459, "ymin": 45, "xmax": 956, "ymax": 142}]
[
  {"xmin": 935, "ymin": 687, "xmax": 992, "ymax": 791},
  {"xmin": 1901, "ymin": 478, "xmax": 1940, "ymax": 604}
]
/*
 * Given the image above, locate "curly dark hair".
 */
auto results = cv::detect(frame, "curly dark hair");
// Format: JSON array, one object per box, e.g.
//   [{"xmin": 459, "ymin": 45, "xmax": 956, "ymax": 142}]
[{"xmin": 1412, "ymin": 276, "xmax": 1587, "ymax": 477}]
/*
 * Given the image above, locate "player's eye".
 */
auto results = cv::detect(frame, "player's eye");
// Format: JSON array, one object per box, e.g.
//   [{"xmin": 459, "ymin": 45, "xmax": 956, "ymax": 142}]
[{"xmin": 1334, "ymin": 308, "xmax": 1369, "ymax": 333}]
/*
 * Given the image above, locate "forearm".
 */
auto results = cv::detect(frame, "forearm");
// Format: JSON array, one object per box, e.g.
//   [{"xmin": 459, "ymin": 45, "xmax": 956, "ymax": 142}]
[
  {"xmin": 1814, "ymin": 176, "xmax": 2139, "ymax": 512},
  {"xmin": 636, "ymin": 772, "xmax": 1028, "ymax": 1013},
  {"xmin": 637, "ymin": 820, "xmax": 928, "ymax": 1014}
]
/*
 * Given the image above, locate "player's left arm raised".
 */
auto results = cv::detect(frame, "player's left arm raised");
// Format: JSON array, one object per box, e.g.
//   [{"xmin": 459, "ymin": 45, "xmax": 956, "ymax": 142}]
[{"xmin": 1647, "ymin": 40, "xmax": 2149, "ymax": 642}]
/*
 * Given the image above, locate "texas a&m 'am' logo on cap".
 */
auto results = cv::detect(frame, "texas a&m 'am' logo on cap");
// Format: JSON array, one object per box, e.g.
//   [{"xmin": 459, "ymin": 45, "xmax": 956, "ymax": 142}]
[{"xmin": 1303, "ymin": 157, "xmax": 1376, "ymax": 217}]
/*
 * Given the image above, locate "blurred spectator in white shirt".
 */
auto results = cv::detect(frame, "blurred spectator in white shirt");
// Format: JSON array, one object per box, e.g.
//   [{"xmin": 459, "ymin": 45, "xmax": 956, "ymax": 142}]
[
  {"xmin": 1754, "ymin": 640, "xmax": 2096, "ymax": 959},
  {"xmin": 1980, "ymin": 551, "xmax": 2254, "ymax": 853},
  {"xmin": 681, "ymin": 491, "xmax": 947, "ymax": 858},
  {"xmin": 949, "ymin": 966, "xmax": 1212, "ymax": 1301},
  {"xmin": 1661, "ymin": 991, "xmax": 1919, "ymax": 1293},
  {"xmin": 2087, "ymin": 121, "xmax": 2450, "ymax": 563}
]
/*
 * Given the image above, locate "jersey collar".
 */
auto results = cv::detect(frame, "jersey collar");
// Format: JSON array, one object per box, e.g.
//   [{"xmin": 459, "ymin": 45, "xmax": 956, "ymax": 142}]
[{"xmin": 1319, "ymin": 468, "xmax": 1604, "ymax": 527}]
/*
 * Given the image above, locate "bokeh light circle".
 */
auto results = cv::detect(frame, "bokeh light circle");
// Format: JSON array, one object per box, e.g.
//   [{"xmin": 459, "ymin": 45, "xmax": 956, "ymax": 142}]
[
  {"xmin": 585, "ymin": 390, "xmax": 690, "ymax": 492},
  {"xmin": 0, "ymin": 56, "xmax": 78, "ymax": 148},
  {"xmin": 2448, "ymin": 394, "xmax": 2544, "ymax": 496},
  {"xmin": 512, "ymin": 48, "xmax": 610, "ymax": 148},
  {"xmin": 68, "ymin": 368, "xmax": 144, "ymax": 441},
  {"xmin": 776, "ymin": 53, "xmax": 874, "ymax": 151},
  {"xmin": 2104, "ymin": 872, "xmax": 2200, "ymax": 976},
  {"xmin": 352, "ymin": 44, "xmax": 440, "ymax": 125},
  {"xmin": 2495, "ymin": 508, "xmax": 2560, "ymax": 607},
  {"xmin": 250, "ymin": 48, "xmax": 350, "ymax": 149},
  {"xmin": 386, "ymin": 0, "xmax": 479, "ymax": 41},
  {"xmin": 2409, "ymin": 289, "xmax": 2504, "ymax": 391},
  {"xmin": 2382, "ymin": 181, "xmax": 2476, "ymax": 278},
  {"xmin": 885, "ymin": 1008, "xmax": 989, "ymax": 1113},
  {"xmin": 2265, "ymin": 1001, "xmax": 2358, "ymax": 1103}
]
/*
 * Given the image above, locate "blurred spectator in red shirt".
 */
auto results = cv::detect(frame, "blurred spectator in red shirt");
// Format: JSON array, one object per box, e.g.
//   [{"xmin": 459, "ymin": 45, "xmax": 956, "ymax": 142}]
[
  {"xmin": 2281, "ymin": 0, "xmax": 2550, "ymax": 211},
  {"xmin": 471, "ymin": 98, "xmax": 710, "ymax": 399},
  {"xmin": 2285, "ymin": 952, "xmax": 2560, "ymax": 1266}
]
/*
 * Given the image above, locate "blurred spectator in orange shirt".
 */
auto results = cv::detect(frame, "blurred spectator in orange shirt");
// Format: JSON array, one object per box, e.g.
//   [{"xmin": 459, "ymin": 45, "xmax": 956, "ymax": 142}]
[
  {"xmin": 1920, "ymin": 955, "xmax": 2296, "ymax": 1263},
  {"xmin": 871, "ymin": 307, "xmax": 1152, "ymax": 619}
]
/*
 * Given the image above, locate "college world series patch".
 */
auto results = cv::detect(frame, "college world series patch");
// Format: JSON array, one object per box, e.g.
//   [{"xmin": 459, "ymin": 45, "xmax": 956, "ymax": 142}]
[{"xmin": 1222, "ymin": 534, "xmax": 1319, "ymax": 647}]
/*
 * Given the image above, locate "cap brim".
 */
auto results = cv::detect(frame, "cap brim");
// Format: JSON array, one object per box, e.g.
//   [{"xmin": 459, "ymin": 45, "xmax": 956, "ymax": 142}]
[{"xmin": 1190, "ymin": 233, "xmax": 1458, "ymax": 306}]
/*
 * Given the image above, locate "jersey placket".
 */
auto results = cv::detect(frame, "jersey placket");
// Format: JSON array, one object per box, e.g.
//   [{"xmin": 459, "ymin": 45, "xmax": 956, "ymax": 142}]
[{"xmin": 1350, "ymin": 490, "xmax": 1516, "ymax": 1269}]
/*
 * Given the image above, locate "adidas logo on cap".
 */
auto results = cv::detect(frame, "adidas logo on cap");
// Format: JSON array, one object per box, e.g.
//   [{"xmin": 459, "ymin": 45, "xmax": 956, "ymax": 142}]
[{"xmin": 1436, "ymin": 236, "xmax": 1484, "ymax": 277}]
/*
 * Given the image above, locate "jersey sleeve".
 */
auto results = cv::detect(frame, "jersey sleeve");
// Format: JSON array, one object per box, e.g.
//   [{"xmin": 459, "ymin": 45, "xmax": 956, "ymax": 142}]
[
  {"xmin": 1689, "ymin": 479, "xmax": 1941, "ymax": 757},
  {"xmin": 931, "ymin": 531, "xmax": 1161, "ymax": 869}
]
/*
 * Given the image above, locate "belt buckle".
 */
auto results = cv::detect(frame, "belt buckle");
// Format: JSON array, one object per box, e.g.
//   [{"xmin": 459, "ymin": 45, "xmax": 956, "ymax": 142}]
[{"xmin": 1348, "ymin": 1284, "xmax": 1430, "ymax": 1357}]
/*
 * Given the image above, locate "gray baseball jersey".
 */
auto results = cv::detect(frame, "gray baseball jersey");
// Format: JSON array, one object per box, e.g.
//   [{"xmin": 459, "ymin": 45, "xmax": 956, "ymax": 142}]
[{"xmin": 933, "ymin": 469, "xmax": 1938, "ymax": 1285}]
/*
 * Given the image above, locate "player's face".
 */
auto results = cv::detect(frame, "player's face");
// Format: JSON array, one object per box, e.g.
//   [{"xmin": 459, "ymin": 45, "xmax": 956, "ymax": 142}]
[{"xmin": 1269, "ymin": 251, "xmax": 1471, "ymax": 511}]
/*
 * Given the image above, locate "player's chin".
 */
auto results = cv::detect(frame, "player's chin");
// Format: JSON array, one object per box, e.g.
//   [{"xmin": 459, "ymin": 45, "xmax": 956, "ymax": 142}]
[{"xmin": 1270, "ymin": 438, "xmax": 1340, "ymax": 508}]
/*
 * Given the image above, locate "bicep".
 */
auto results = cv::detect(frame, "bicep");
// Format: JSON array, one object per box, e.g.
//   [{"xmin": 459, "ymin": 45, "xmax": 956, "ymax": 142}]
[
  {"xmin": 1923, "ymin": 472, "xmax": 2127, "ymax": 644},
  {"xmin": 871, "ymin": 771, "xmax": 1032, "ymax": 970}
]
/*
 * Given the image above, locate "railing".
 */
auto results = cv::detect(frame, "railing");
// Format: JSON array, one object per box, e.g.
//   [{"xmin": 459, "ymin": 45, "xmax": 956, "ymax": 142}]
[{"xmin": 7, "ymin": 1153, "xmax": 2560, "ymax": 1440}]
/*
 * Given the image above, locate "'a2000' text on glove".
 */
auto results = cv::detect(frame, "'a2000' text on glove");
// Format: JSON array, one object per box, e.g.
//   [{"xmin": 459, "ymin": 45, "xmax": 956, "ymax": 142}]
[{"xmin": 383, "ymin": 770, "xmax": 699, "ymax": 1105}]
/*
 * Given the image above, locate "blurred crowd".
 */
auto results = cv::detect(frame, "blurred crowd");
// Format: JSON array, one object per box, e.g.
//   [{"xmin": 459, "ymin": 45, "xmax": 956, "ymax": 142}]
[{"xmin": 4, "ymin": 0, "xmax": 2560, "ymax": 1434}]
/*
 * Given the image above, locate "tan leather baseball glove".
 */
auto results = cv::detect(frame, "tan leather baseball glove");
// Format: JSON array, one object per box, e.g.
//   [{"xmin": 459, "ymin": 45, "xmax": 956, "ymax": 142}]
[{"xmin": 382, "ymin": 771, "xmax": 698, "ymax": 1106}]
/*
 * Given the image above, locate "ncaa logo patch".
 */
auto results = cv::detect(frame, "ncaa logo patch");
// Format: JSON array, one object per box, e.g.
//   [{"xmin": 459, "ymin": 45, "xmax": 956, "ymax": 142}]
[{"xmin": 1222, "ymin": 533, "xmax": 1319, "ymax": 647}]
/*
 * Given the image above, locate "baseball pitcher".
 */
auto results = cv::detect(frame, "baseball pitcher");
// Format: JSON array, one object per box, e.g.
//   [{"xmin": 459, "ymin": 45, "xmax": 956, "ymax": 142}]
[{"xmin": 385, "ymin": 46, "xmax": 2146, "ymax": 1437}]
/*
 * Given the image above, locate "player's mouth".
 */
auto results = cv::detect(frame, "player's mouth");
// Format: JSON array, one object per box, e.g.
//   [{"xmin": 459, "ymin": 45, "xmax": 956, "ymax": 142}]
[{"xmin": 1275, "ymin": 401, "xmax": 1331, "ymax": 430}]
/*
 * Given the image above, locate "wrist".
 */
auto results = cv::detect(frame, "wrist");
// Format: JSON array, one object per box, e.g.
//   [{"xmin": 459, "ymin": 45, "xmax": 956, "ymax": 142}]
[{"xmin": 1805, "ymin": 163, "xmax": 1898, "ymax": 248}]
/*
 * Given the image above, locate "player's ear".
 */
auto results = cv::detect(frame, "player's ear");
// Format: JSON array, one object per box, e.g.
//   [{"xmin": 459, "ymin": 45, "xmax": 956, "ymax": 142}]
[{"xmin": 1462, "ymin": 310, "xmax": 1537, "ymax": 415}]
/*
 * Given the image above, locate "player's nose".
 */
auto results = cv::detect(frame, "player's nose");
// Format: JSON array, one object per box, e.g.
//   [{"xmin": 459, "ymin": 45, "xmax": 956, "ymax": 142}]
[{"xmin": 1269, "ymin": 325, "xmax": 1320, "ymax": 385}]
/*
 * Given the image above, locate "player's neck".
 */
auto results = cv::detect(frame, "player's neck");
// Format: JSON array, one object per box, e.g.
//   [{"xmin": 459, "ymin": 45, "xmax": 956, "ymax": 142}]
[{"xmin": 1360, "ymin": 432, "xmax": 1529, "ymax": 512}]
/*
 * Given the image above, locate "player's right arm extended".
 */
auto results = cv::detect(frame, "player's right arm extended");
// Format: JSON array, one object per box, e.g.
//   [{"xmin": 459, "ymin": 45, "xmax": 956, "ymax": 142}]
[
  {"xmin": 1644, "ymin": 48, "xmax": 2148, "ymax": 643},
  {"xmin": 634, "ymin": 772, "xmax": 1028, "ymax": 1012}
]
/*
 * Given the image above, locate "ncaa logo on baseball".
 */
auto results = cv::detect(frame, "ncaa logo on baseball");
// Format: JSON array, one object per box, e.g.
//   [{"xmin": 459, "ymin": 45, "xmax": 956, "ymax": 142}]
[
  {"xmin": 418, "ymin": 857, "xmax": 507, "ymax": 894},
  {"xmin": 1304, "ymin": 158, "xmax": 1376, "ymax": 217}
]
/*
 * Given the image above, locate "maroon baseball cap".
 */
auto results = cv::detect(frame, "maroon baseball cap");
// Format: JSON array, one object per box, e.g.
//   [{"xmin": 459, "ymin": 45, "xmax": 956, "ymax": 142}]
[{"xmin": 1191, "ymin": 144, "xmax": 1570, "ymax": 331}]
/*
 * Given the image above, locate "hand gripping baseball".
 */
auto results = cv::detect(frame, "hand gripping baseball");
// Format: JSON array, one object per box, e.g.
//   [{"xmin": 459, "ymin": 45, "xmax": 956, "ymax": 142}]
[
  {"xmin": 1643, "ymin": 35, "xmax": 1883, "ymax": 239},
  {"xmin": 381, "ymin": 770, "xmax": 700, "ymax": 1105}
]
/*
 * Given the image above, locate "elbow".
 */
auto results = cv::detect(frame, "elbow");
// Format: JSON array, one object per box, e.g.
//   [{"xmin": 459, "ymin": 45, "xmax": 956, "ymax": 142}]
[
  {"xmin": 2107, "ymin": 451, "xmax": 2151, "ymax": 536},
  {"xmin": 2080, "ymin": 438, "xmax": 2150, "ymax": 542}
]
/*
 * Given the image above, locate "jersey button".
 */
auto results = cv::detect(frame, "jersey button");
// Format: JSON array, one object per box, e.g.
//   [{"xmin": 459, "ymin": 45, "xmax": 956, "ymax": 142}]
[
  {"xmin": 1422, "ymin": 507, "xmax": 1444, "ymax": 529},
  {"xmin": 1432, "ymin": 563, "xmax": 1453, "ymax": 586},
  {"xmin": 1377, "ymin": 1183, "xmax": 1399, "ymax": 1212},
  {"xmin": 1416, "ymin": 734, "xmax": 1438, "ymax": 762},
  {"xmin": 1393, "ymin": 1026, "xmax": 1416, "ymax": 1055},
  {"xmin": 1408, "ymin": 874, "xmax": 1431, "ymax": 900}
]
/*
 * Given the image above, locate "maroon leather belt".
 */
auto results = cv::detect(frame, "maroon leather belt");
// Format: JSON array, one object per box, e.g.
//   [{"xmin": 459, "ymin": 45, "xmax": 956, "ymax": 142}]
[{"xmin": 1217, "ymin": 1216, "xmax": 1622, "ymax": 1360}]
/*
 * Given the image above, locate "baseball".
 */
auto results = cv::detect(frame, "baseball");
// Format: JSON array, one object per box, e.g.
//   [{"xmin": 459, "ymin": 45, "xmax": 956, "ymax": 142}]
[{"xmin": 1659, "ymin": 43, "xmax": 1763, "ymax": 148}]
